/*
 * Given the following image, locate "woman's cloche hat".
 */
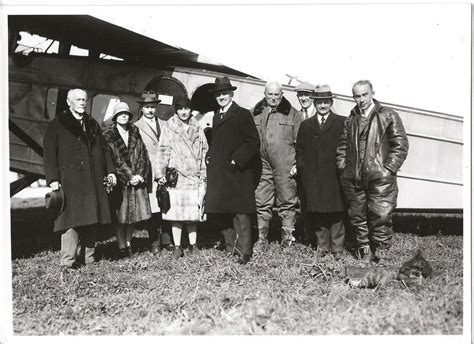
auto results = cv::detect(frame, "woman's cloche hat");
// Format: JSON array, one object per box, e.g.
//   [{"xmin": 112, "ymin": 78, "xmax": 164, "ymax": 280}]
[
  {"xmin": 112, "ymin": 102, "xmax": 133, "ymax": 122},
  {"xmin": 174, "ymin": 96, "xmax": 192, "ymax": 109}
]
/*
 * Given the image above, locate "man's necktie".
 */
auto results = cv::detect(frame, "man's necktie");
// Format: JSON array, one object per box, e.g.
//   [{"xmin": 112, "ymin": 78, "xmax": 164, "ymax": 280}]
[
  {"xmin": 302, "ymin": 109, "xmax": 307, "ymax": 120},
  {"xmin": 321, "ymin": 116, "xmax": 325, "ymax": 126}
]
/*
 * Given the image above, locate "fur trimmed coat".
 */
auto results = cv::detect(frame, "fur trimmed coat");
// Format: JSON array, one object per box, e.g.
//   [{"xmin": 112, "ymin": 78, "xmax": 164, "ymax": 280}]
[
  {"xmin": 43, "ymin": 110, "xmax": 116, "ymax": 232},
  {"xmin": 156, "ymin": 115, "xmax": 208, "ymax": 222},
  {"xmin": 252, "ymin": 97, "xmax": 302, "ymax": 175},
  {"xmin": 103, "ymin": 123, "xmax": 152, "ymax": 224}
]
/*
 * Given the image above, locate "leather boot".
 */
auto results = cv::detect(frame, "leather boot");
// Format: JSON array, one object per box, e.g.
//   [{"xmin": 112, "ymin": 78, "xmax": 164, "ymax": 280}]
[{"xmin": 281, "ymin": 227, "xmax": 296, "ymax": 248}]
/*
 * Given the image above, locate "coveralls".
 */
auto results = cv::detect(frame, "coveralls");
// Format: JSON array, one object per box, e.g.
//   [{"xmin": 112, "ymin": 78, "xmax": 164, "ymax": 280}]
[{"xmin": 252, "ymin": 97, "xmax": 302, "ymax": 243}]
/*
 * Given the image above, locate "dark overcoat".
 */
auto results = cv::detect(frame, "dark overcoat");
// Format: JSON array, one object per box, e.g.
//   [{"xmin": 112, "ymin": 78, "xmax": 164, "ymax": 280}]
[
  {"xmin": 43, "ymin": 110, "xmax": 116, "ymax": 232},
  {"xmin": 205, "ymin": 102, "xmax": 260, "ymax": 214},
  {"xmin": 103, "ymin": 123, "xmax": 152, "ymax": 224},
  {"xmin": 295, "ymin": 111, "xmax": 346, "ymax": 213}
]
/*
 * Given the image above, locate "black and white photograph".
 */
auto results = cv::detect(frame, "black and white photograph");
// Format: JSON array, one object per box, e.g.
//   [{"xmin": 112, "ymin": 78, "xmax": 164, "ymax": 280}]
[{"xmin": 1, "ymin": 1, "xmax": 471, "ymax": 341}]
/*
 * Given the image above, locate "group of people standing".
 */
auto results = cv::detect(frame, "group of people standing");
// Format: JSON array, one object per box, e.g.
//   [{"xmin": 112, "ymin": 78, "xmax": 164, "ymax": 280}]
[{"xmin": 43, "ymin": 76, "xmax": 408, "ymax": 271}]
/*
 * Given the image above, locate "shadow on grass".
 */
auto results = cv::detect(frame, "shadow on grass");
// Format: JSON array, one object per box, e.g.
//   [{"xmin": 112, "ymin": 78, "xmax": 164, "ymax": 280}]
[{"xmin": 11, "ymin": 201, "xmax": 463, "ymax": 259}]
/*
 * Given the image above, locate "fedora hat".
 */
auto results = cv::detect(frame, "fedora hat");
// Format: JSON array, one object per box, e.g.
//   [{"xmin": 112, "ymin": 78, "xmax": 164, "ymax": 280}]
[
  {"xmin": 210, "ymin": 76, "xmax": 237, "ymax": 93},
  {"xmin": 295, "ymin": 82, "xmax": 315, "ymax": 94},
  {"xmin": 45, "ymin": 188, "xmax": 65, "ymax": 219},
  {"xmin": 174, "ymin": 95, "xmax": 192, "ymax": 109},
  {"xmin": 137, "ymin": 91, "xmax": 162, "ymax": 104},
  {"xmin": 312, "ymin": 84, "xmax": 335, "ymax": 99},
  {"xmin": 112, "ymin": 102, "xmax": 133, "ymax": 122}
]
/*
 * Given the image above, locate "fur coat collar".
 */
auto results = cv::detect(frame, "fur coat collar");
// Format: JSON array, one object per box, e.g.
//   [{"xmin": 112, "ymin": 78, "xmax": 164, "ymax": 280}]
[
  {"xmin": 57, "ymin": 109, "xmax": 100, "ymax": 143},
  {"xmin": 252, "ymin": 96, "xmax": 292, "ymax": 116},
  {"xmin": 167, "ymin": 114, "xmax": 202, "ymax": 157},
  {"xmin": 103, "ymin": 123, "xmax": 142, "ymax": 167}
]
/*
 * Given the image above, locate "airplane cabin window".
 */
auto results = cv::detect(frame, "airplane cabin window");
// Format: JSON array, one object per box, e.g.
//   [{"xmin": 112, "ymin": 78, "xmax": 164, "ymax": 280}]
[{"xmin": 91, "ymin": 94, "xmax": 121, "ymax": 127}]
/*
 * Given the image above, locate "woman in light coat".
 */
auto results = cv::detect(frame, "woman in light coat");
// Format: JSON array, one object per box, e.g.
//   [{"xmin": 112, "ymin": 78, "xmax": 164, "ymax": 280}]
[
  {"xmin": 103, "ymin": 102, "xmax": 152, "ymax": 258},
  {"xmin": 156, "ymin": 96, "xmax": 208, "ymax": 258}
]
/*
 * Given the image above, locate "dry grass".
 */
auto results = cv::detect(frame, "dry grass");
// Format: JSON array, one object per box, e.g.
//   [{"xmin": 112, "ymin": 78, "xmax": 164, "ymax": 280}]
[{"xmin": 11, "ymin": 230, "xmax": 463, "ymax": 335}]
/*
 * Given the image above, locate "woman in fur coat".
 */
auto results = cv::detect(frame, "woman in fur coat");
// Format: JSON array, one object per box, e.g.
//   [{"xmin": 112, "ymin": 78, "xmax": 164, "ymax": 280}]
[
  {"xmin": 103, "ymin": 102, "xmax": 152, "ymax": 258},
  {"xmin": 156, "ymin": 96, "xmax": 208, "ymax": 259}
]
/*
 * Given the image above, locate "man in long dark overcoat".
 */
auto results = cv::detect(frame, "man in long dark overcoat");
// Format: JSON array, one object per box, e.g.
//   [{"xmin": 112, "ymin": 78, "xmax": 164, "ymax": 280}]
[
  {"xmin": 205, "ymin": 77, "xmax": 260, "ymax": 264},
  {"xmin": 296, "ymin": 84, "xmax": 346, "ymax": 260},
  {"xmin": 43, "ymin": 89, "xmax": 117, "ymax": 270}
]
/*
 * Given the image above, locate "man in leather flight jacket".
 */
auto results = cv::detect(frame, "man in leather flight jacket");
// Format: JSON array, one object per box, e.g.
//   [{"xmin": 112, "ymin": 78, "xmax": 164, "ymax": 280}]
[{"xmin": 336, "ymin": 80, "xmax": 408, "ymax": 265}]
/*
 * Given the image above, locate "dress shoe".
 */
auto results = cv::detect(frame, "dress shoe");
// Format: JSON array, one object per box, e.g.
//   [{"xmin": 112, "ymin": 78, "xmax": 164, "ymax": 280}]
[
  {"xmin": 162, "ymin": 243, "xmax": 175, "ymax": 252},
  {"xmin": 172, "ymin": 246, "xmax": 184, "ymax": 259},
  {"xmin": 316, "ymin": 249, "xmax": 330, "ymax": 258},
  {"xmin": 151, "ymin": 246, "xmax": 161, "ymax": 255},
  {"xmin": 119, "ymin": 248, "xmax": 130, "ymax": 259},
  {"xmin": 188, "ymin": 245, "xmax": 200, "ymax": 256},
  {"xmin": 237, "ymin": 254, "xmax": 250, "ymax": 265},
  {"xmin": 61, "ymin": 261, "xmax": 80, "ymax": 273}
]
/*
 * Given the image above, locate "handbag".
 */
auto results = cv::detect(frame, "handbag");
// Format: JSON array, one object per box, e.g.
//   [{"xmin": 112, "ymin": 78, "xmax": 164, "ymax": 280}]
[
  {"xmin": 156, "ymin": 167, "xmax": 178, "ymax": 214},
  {"xmin": 156, "ymin": 184, "xmax": 170, "ymax": 214}
]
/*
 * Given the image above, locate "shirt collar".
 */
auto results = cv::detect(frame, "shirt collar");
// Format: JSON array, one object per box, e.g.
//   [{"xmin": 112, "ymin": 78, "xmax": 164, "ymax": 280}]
[
  {"xmin": 360, "ymin": 102, "xmax": 375, "ymax": 117},
  {"xmin": 220, "ymin": 102, "xmax": 232, "ymax": 113}
]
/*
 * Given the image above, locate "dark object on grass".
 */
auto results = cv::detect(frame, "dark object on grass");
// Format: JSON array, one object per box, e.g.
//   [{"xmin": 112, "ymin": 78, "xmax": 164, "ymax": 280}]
[
  {"xmin": 156, "ymin": 167, "xmax": 179, "ymax": 213},
  {"xmin": 345, "ymin": 266, "xmax": 393, "ymax": 290},
  {"xmin": 44, "ymin": 188, "xmax": 65, "ymax": 219},
  {"xmin": 397, "ymin": 249, "xmax": 433, "ymax": 285}
]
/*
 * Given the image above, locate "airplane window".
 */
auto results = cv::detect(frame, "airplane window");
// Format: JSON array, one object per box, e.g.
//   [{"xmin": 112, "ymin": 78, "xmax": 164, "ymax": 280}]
[
  {"xmin": 158, "ymin": 94, "xmax": 173, "ymax": 106},
  {"xmin": 70, "ymin": 45, "xmax": 88, "ymax": 57},
  {"xmin": 91, "ymin": 94, "xmax": 121, "ymax": 127}
]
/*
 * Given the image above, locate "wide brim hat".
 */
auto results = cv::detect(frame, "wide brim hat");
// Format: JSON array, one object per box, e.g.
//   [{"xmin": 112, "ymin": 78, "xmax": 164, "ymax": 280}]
[
  {"xmin": 45, "ymin": 188, "xmax": 65, "ymax": 219},
  {"xmin": 174, "ymin": 96, "xmax": 192, "ymax": 109},
  {"xmin": 295, "ymin": 82, "xmax": 316, "ymax": 94},
  {"xmin": 137, "ymin": 91, "xmax": 162, "ymax": 104},
  {"xmin": 311, "ymin": 84, "xmax": 335, "ymax": 99},
  {"xmin": 210, "ymin": 76, "xmax": 237, "ymax": 93},
  {"xmin": 112, "ymin": 101, "xmax": 133, "ymax": 122}
]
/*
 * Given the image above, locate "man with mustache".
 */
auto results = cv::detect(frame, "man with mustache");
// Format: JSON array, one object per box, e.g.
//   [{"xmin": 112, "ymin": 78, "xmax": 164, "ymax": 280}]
[
  {"xmin": 295, "ymin": 84, "xmax": 346, "ymax": 260},
  {"xmin": 252, "ymin": 81, "xmax": 302, "ymax": 249},
  {"xmin": 336, "ymin": 80, "xmax": 409, "ymax": 266},
  {"xmin": 43, "ymin": 89, "xmax": 117, "ymax": 271}
]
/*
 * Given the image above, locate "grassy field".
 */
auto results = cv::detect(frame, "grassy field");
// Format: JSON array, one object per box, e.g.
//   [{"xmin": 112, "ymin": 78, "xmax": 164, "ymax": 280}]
[
  {"xmin": 10, "ymin": 234, "xmax": 463, "ymax": 335},
  {"xmin": 9, "ymin": 197, "xmax": 464, "ymax": 335}
]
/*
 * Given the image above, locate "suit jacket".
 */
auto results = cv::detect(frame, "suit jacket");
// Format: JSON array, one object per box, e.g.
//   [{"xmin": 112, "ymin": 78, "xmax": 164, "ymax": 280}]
[
  {"xmin": 134, "ymin": 115, "xmax": 168, "ymax": 213},
  {"xmin": 296, "ymin": 111, "xmax": 346, "ymax": 212},
  {"xmin": 205, "ymin": 101, "xmax": 260, "ymax": 214}
]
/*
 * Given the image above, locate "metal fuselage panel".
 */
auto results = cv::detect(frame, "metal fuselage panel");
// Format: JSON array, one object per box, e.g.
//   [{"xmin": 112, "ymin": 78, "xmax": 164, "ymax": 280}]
[{"xmin": 9, "ymin": 55, "xmax": 463, "ymax": 210}]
